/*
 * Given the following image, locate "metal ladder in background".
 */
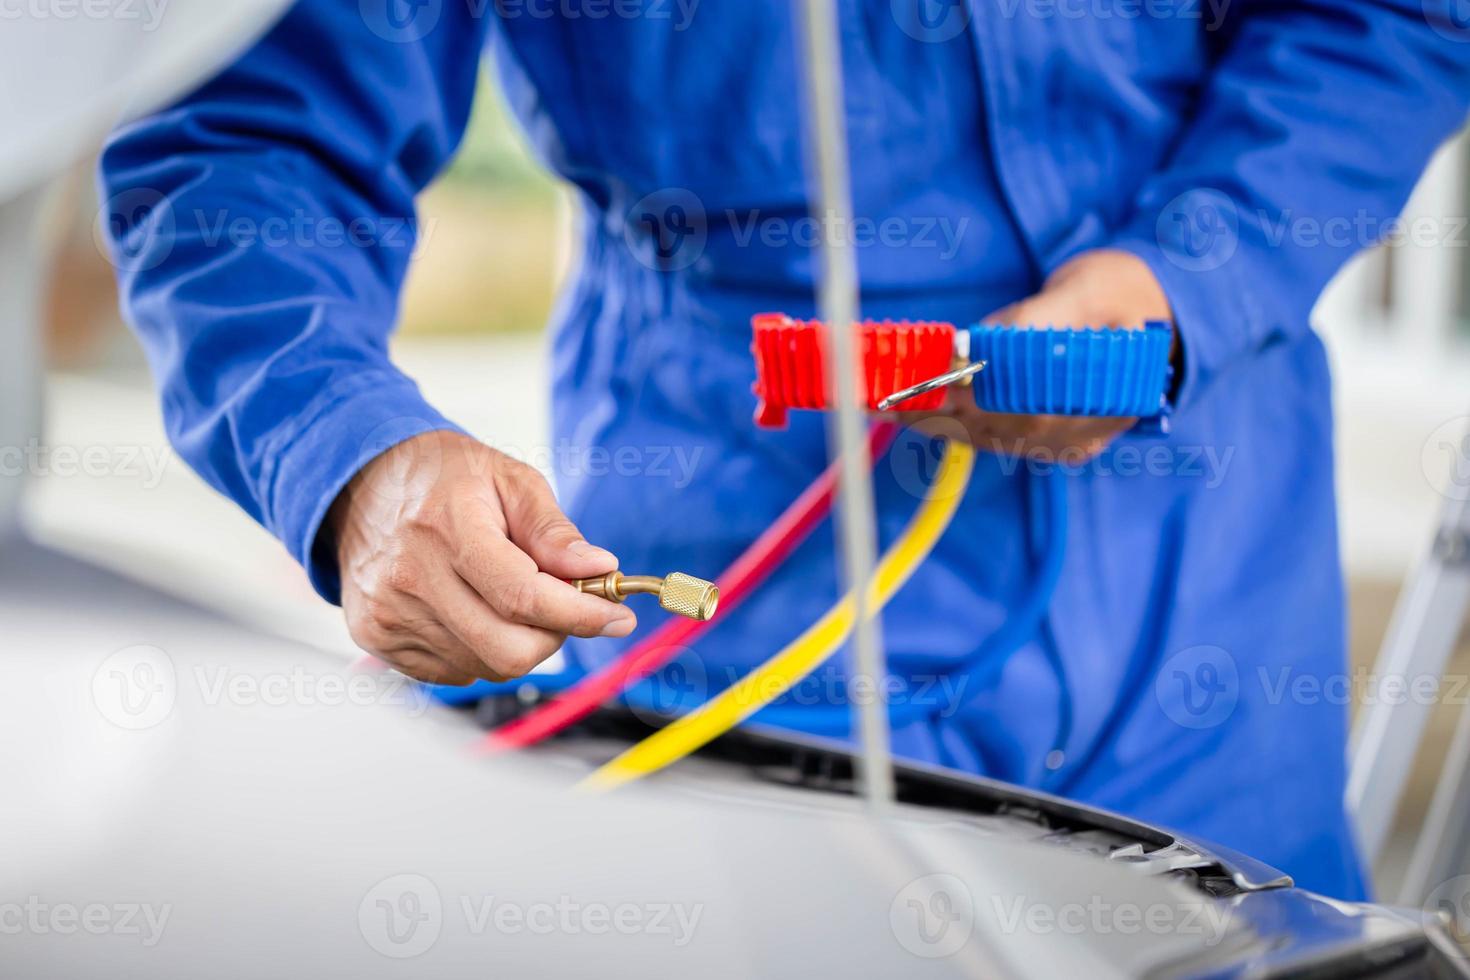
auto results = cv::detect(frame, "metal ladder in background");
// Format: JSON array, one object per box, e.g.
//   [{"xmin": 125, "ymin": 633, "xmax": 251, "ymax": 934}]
[{"xmin": 1349, "ymin": 427, "xmax": 1470, "ymax": 903}]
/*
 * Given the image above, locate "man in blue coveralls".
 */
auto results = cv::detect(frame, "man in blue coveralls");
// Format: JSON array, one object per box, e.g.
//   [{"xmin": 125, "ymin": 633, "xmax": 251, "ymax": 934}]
[{"xmin": 99, "ymin": 0, "xmax": 1470, "ymax": 897}]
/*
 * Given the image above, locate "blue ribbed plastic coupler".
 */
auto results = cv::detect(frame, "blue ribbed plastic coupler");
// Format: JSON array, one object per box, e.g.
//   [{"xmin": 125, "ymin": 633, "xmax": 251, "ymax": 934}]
[{"xmin": 967, "ymin": 322, "xmax": 1172, "ymax": 417}]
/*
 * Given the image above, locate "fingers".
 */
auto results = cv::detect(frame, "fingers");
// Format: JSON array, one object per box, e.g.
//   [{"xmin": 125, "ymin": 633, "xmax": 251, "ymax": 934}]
[
  {"xmin": 897, "ymin": 396, "xmax": 1133, "ymax": 461},
  {"xmin": 983, "ymin": 293, "xmax": 1073, "ymax": 331},
  {"xmin": 344, "ymin": 574, "xmax": 569, "ymax": 683},
  {"xmin": 341, "ymin": 589, "xmax": 479, "ymax": 684},
  {"xmin": 495, "ymin": 463, "xmax": 618, "ymax": 579},
  {"xmin": 378, "ymin": 647, "xmax": 478, "ymax": 688},
  {"xmin": 334, "ymin": 433, "xmax": 641, "ymax": 687},
  {"xmin": 454, "ymin": 514, "xmax": 637, "ymax": 640},
  {"xmin": 952, "ymin": 252, "xmax": 1168, "ymax": 458},
  {"xmin": 421, "ymin": 563, "xmax": 583, "ymax": 680},
  {"xmin": 983, "ymin": 250, "xmax": 1171, "ymax": 331},
  {"xmin": 959, "ymin": 408, "xmax": 1133, "ymax": 460}
]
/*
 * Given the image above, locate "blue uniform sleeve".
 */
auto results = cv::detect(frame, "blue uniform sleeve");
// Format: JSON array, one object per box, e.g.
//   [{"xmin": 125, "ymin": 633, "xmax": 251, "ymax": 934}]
[
  {"xmin": 1107, "ymin": 0, "xmax": 1470, "ymax": 413},
  {"xmin": 99, "ymin": 1, "xmax": 494, "ymax": 603}
]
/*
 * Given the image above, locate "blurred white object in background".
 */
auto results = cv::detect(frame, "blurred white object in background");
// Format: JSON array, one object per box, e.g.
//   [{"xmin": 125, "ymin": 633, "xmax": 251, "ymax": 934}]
[
  {"xmin": 0, "ymin": 0, "xmax": 289, "ymax": 203},
  {"xmin": 0, "ymin": 192, "xmax": 48, "ymax": 536},
  {"xmin": 0, "ymin": 0, "xmax": 291, "ymax": 534},
  {"xmin": 1315, "ymin": 134, "xmax": 1470, "ymax": 581}
]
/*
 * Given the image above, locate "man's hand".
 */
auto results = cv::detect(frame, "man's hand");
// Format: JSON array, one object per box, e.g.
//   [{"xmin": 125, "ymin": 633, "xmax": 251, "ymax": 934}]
[
  {"xmin": 328, "ymin": 431, "xmax": 636, "ymax": 685},
  {"xmin": 902, "ymin": 249, "xmax": 1173, "ymax": 461}
]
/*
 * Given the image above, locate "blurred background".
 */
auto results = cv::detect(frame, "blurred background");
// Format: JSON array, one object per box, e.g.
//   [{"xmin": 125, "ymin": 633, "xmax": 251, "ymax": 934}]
[{"xmin": 17, "ymin": 66, "xmax": 1470, "ymax": 889}]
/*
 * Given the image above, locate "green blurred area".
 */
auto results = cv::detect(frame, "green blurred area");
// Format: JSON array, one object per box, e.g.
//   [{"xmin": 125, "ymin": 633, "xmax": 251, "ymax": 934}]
[
  {"xmin": 443, "ymin": 74, "xmax": 561, "ymax": 197},
  {"xmin": 399, "ymin": 73, "xmax": 569, "ymax": 338}
]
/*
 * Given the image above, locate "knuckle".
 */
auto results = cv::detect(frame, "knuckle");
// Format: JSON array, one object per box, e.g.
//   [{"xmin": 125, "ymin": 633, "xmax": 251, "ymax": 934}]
[
  {"xmin": 572, "ymin": 602, "xmax": 610, "ymax": 637},
  {"xmin": 382, "ymin": 555, "xmax": 421, "ymax": 594},
  {"xmin": 403, "ymin": 657, "xmax": 466, "ymax": 687},
  {"xmin": 402, "ymin": 503, "xmax": 446, "ymax": 537},
  {"xmin": 393, "ymin": 658, "xmax": 436, "ymax": 683},
  {"xmin": 454, "ymin": 537, "xmax": 495, "ymax": 577},
  {"xmin": 497, "ymin": 656, "xmax": 536, "ymax": 681},
  {"xmin": 506, "ymin": 458, "xmax": 550, "ymax": 490},
  {"xmin": 529, "ymin": 513, "xmax": 579, "ymax": 546},
  {"xmin": 1013, "ymin": 415, "xmax": 1046, "ymax": 437},
  {"xmin": 427, "ymin": 665, "xmax": 473, "ymax": 687},
  {"xmin": 361, "ymin": 596, "xmax": 404, "ymax": 635},
  {"xmin": 483, "ymin": 634, "xmax": 557, "ymax": 680},
  {"xmin": 346, "ymin": 618, "xmax": 387, "ymax": 655},
  {"xmin": 343, "ymin": 598, "xmax": 373, "ymax": 638},
  {"xmin": 494, "ymin": 457, "xmax": 542, "ymax": 496},
  {"xmin": 440, "ymin": 473, "xmax": 486, "ymax": 503},
  {"xmin": 496, "ymin": 577, "xmax": 544, "ymax": 623},
  {"xmin": 486, "ymin": 648, "xmax": 535, "ymax": 680}
]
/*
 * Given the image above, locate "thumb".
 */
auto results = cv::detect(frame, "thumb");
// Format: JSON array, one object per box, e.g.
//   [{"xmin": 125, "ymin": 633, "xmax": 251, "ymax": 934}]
[
  {"xmin": 982, "ymin": 289, "xmax": 1080, "ymax": 331},
  {"xmin": 499, "ymin": 468, "xmax": 619, "ymax": 579},
  {"xmin": 985, "ymin": 251, "xmax": 1171, "ymax": 330}
]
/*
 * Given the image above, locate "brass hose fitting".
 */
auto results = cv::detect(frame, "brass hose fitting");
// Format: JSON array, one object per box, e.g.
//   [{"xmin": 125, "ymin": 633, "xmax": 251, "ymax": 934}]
[{"xmin": 572, "ymin": 571, "xmax": 720, "ymax": 622}]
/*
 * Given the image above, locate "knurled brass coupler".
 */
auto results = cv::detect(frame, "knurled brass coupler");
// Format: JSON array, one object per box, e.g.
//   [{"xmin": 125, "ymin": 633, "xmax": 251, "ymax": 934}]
[{"xmin": 571, "ymin": 571, "xmax": 720, "ymax": 622}]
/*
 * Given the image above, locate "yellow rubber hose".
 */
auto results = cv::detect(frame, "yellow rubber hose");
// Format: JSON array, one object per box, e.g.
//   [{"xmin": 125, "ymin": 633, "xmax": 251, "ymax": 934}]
[{"xmin": 582, "ymin": 440, "xmax": 976, "ymax": 791}]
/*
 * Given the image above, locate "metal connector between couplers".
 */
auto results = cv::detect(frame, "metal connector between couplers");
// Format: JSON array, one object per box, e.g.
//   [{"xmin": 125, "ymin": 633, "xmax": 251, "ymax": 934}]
[{"xmin": 572, "ymin": 571, "xmax": 720, "ymax": 622}]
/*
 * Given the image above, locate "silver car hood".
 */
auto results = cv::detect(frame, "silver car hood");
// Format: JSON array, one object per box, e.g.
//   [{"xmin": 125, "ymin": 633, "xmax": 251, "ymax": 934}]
[{"xmin": 1, "ymin": 539, "xmax": 1462, "ymax": 978}]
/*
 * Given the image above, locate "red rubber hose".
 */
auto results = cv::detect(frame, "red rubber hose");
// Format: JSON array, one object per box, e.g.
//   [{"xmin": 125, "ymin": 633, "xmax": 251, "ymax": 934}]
[{"xmin": 482, "ymin": 423, "xmax": 898, "ymax": 752}]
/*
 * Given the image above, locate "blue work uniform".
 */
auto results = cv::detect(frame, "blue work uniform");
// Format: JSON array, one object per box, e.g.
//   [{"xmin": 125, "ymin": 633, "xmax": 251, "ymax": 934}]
[{"xmin": 100, "ymin": 0, "xmax": 1470, "ymax": 898}]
